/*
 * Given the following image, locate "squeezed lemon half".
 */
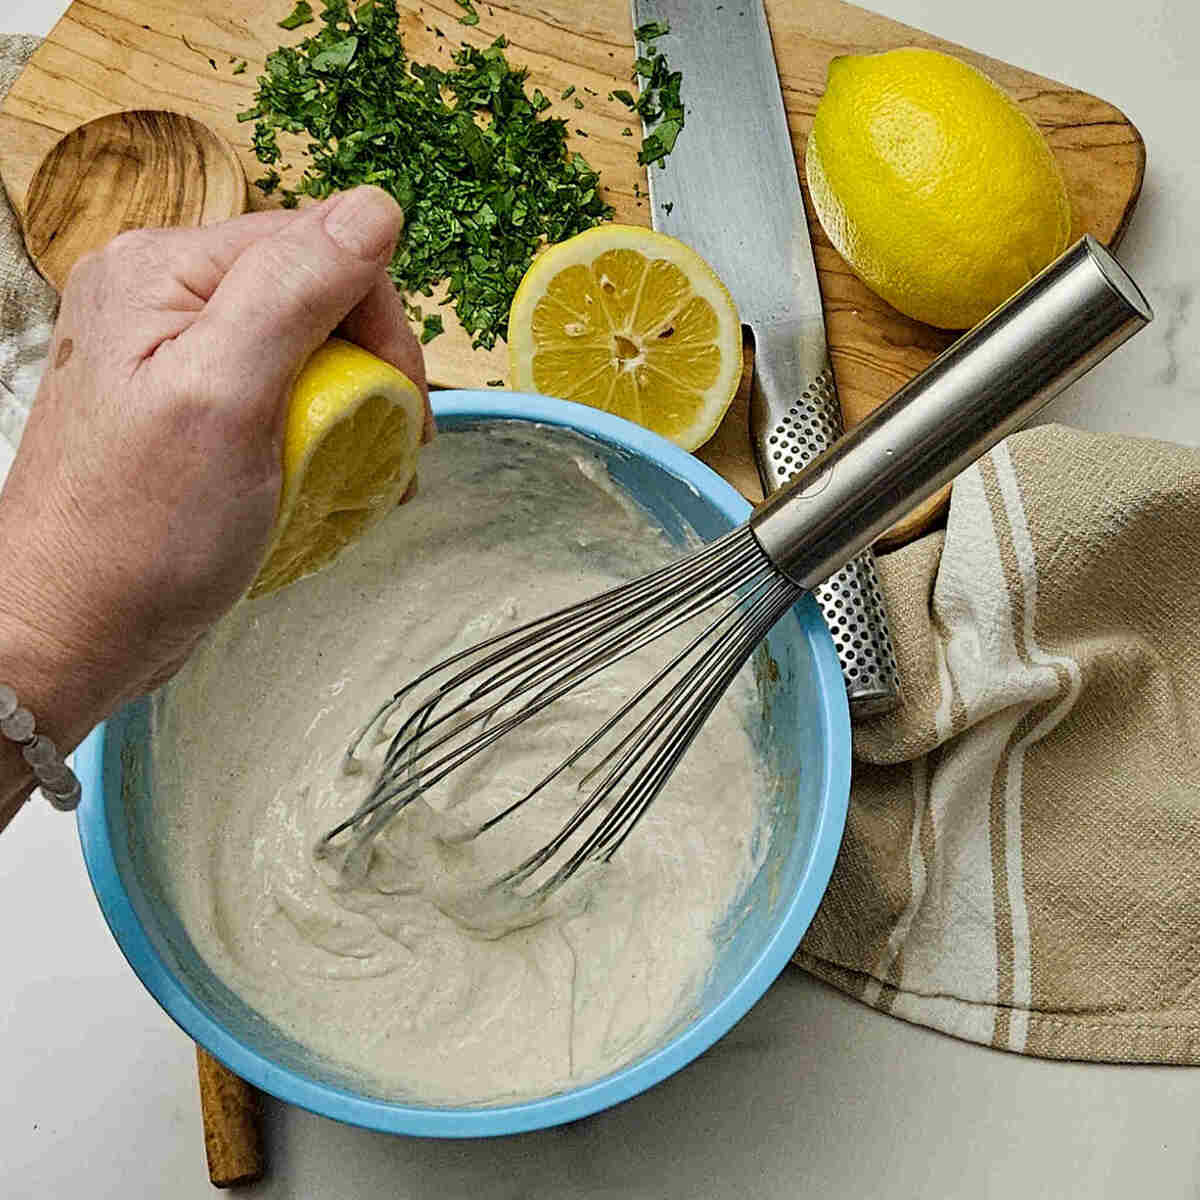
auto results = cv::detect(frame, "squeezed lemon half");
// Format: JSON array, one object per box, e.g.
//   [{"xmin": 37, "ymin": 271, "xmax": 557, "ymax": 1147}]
[
  {"xmin": 250, "ymin": 337, "xmax": 424, "ymax": 597},
  {"xmin": 508, "ymin": 225, "xmax": 743, "ymax": 451}
]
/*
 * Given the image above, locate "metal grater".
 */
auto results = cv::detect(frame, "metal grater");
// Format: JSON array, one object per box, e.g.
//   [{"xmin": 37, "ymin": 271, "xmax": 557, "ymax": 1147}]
[{"xmin": 755, "ymin": 365, "xmax": 901, "ymax": 716}]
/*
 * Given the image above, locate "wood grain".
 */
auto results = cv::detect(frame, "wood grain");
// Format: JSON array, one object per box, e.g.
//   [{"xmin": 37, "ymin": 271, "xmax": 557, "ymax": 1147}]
[
  {"xmin": 0, "ymin": 0, "xmax": 1143, "ymax": 540},
  {"xmin": 24, "ymin": 109, "xmax": 247, "ymax": 289},
  {"xmin": 195, "ymin": 1046, "xmax": 264, "ymax": 1189}
]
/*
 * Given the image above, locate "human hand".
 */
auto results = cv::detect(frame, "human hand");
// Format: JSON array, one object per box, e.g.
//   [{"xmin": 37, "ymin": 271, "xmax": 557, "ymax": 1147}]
[{"xmin": 0, "ymin": 186, "xmax": 429, "ymax": 774}]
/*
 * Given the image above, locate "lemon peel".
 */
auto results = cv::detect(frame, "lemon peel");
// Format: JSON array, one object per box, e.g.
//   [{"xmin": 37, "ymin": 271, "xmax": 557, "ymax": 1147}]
[
  {"xmin": 805, "ymin": 47, "xmax": 1072, "ymax": 330},
  {"xmin": 251, "ymin": 338, "xmax": 424, "ymax": 597}
]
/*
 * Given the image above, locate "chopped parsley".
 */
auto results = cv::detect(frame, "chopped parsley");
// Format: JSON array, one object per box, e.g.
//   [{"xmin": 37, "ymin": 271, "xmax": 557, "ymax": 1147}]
[
  {"xmin": 232, "ymin": 59, "xmax": 248, "ymax": 75},
  {"xmin": 454, "ymin": 0, "xmax": 480, "ymax": 26},
  {"xmin": 420, "ymin": 313, "xmax": 445, "ymax": 344},
  {"xmin": 560, "ymin": 85, "xmax": 575, "ymax": 99},
  {"xmin": 278, "ymin": 1, "xmax": 313, "ymax": 29},
  {"xmin": 310, "ymin": 36, "xmax": 358, "ymax": 72},
  {"xmin": 486, "ymin": 378, "xmax": 504, "ymax": 386},
  {"xmin": 632, "ymin": 21, "xmax": 684, "ymax": 166},
  {"xmin": 247, "ymin": 0, "xmax": 612, "ymax": 349},
  {"xmin": 633, "ymin": 20, "xmax": 669, "ymax": 40}
]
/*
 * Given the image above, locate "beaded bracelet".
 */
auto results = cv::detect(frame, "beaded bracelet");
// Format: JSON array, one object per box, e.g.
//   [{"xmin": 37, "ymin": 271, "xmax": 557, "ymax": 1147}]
[{"xmin": 0, "ymin": 683, "xmax": 82, "ymax": 811}]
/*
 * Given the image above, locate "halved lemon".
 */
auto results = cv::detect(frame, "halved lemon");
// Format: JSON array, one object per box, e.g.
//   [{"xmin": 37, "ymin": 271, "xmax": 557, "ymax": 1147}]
[
  {"xmin": 250, "ymin": 337, "xmax": 424, "ymax": 597},
  {"xmin": 508, "ymin": 225, "xmax": 743, "ymax": 451}
]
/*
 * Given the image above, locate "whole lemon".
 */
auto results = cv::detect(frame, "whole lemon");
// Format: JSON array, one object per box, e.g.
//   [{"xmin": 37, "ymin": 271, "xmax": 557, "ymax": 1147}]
[{"xmin": 805, "ymin": 47, "xmax": 1072, "ymax": 330}]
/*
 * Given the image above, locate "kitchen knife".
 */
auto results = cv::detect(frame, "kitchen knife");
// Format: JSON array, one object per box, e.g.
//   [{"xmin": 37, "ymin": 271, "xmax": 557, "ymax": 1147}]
[{"xmin": 632, "ymin": 0, "xmax": 901, "ymax": 716}]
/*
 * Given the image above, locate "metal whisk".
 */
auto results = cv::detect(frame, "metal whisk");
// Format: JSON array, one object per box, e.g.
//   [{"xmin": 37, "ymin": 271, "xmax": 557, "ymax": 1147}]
[
  {"xmin": 319, "ymin": 237, "xmax": 1151, "ymax": 897},
  {"xmin": 325, "ymin": 524, "xmax": 797, "ymax": 890}
]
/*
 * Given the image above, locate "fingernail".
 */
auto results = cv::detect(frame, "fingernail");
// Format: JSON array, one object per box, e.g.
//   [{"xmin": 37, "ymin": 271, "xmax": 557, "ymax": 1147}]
[{"xmin": 324, "ymin": 187, "xmax": 404, "ymax": 261}]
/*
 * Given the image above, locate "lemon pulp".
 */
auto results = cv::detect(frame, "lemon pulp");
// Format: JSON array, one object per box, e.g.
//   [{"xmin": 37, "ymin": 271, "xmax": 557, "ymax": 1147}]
[
  {"xmin": 508, "ymin": 226, "xmax": 743, "ymax": 451},
  {"xmin": 251, "ymin": 338, "xmax": 424, "ymax": 597}
]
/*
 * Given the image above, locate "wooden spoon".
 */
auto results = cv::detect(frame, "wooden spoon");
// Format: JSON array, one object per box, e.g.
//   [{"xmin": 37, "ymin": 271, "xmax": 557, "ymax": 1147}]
[
  {"xmin": 20, "ymin": 108, "xmax": 262, "ymax": 1188},
  {"xmin": 22, "ymin": 108, "xmax": 247, "ymax": 290},
  {"xmin": 195, "ymin": 1047, "xmax": 264, "ymax": 1188}
]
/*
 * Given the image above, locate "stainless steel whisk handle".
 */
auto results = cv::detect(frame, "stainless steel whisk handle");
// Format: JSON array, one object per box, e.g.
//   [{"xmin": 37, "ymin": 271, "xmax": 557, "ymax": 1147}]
[{"xmin": 751, "ymin": 236, "xmax": 1153, "ymax": 591}]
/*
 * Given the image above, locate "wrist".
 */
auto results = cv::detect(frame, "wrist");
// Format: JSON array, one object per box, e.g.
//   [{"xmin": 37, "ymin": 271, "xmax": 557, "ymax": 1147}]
[
  {"xmin": 0, "ymin": 507, "xmax": 125, "ymax": 754},
  {"xmin": 0, "ymin": 598, "xmax": 99, "ymax": 830},
  {"xmin": 0, "ymin": 605, "xmax": 112, "ymax": 754}
]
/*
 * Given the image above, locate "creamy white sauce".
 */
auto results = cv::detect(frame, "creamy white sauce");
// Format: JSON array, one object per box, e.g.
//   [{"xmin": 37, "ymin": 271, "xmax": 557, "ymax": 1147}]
[{"xmin": 148, "ymin": 427, "xmax": 767, "ymax": 1105}]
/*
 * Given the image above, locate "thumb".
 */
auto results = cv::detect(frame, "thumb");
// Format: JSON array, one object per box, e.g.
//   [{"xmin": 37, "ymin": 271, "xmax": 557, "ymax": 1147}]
[{"xmin": 192, "ymin": 187, "xmax": 404, "ymax": 401}]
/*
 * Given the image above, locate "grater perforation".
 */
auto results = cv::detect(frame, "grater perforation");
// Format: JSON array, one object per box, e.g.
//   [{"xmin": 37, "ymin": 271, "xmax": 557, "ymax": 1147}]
[{"xmin": 760, "ymin": 367, "xmax": 901, "ymax": 716}]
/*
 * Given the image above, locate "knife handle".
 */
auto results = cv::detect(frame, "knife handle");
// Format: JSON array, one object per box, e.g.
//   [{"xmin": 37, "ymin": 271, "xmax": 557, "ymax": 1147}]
[{"xmin": 751, "ymin": 324, "xmax": 902, "ymax": 717}]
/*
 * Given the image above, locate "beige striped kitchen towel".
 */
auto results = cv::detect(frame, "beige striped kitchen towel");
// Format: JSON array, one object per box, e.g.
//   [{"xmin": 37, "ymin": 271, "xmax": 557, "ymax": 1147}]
[{"xmin": 796, "ymin": 423, "xmax": 1200, "ymax": 1064}]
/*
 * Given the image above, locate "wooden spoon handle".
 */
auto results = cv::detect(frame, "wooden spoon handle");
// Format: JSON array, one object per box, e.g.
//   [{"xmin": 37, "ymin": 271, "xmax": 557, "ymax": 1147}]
[{"xmin": 195, "ymin": 1046, "xmax": 264, "ymax": 1189}]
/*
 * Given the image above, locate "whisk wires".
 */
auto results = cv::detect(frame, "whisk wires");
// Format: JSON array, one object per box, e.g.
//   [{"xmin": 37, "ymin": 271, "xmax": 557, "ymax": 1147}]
[{"xmin": 318, "ymin": 525, "xmax": 801, "ymax": 895}]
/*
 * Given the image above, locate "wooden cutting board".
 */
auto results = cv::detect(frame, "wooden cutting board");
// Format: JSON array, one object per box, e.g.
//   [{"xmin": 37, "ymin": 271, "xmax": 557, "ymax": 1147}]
[{"xmin": 0, "ymin": 0, "xmax": 1143, "ymax": 542}]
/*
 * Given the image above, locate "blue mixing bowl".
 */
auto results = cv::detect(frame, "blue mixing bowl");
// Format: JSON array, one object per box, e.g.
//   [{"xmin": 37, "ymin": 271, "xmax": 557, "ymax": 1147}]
[{"xmin": 73, "ymin": 390, "xmax": 851, "ymax": 1137}]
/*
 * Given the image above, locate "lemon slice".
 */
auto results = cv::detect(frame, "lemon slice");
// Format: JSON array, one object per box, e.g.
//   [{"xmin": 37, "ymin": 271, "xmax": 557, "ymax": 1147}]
[
  {"xmin": 507, "ymin": 225, "xmax": 743, "ymax": 451},
  {"xmin": 250, "ymin": 337, "xmax": 424, "ymax": 598}
]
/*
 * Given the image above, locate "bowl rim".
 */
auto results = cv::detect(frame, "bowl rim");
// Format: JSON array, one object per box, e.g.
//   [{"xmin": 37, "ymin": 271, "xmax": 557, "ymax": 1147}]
[{"xmin": 74, "ymin": 389, "xmax": 851, "ymax": 1138}]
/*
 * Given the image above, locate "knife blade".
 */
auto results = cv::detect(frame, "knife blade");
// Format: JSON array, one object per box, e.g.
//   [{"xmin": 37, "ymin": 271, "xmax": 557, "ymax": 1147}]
[{"xmin": 632, "ymin": 0, "xmax": 901, "ymax": 716}]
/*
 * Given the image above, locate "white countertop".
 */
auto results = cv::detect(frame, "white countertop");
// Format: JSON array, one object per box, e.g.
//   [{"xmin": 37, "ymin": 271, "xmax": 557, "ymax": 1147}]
[{"xmin": 3, "ymin": 1, "xmax": 1198, "ymax": 1196}]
